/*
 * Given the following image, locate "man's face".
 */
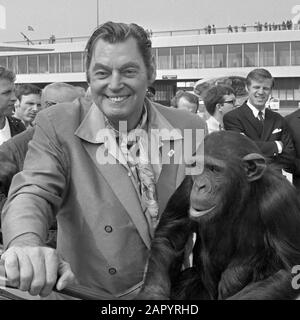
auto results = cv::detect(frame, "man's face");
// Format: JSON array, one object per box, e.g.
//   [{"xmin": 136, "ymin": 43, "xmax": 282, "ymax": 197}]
[
  {"xmin": 16, "ymin": 94, "xmax": 41, "ymax": 124},
  {"xmin": 177, "ymin": 97, "xmax": 198, "ymax": 113},
  {"xmin": 88, "ymin": 37, "xmax": 155, "ymax": 130},
  {"xmin": 219, "ymin": 94, "xmax": 236, "ymax": 115},
  {"xmin": 0, "ymin": 79, "xmax": 17, "ymax": 117},
  {"xmin": 247, "ymin": 78, "xmax": 272, "ymax": 110}
]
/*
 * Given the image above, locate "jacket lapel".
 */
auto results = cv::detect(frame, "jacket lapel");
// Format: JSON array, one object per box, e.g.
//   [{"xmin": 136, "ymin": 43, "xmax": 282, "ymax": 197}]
[
  {"xmin": 261, "ymin": 108, "xmax": 275, "ymax": 140},
  {"xmin": 156, "ymin": 141, "xmax": 181, "ymax": 217},
  {"xmin": 7, "ymin": 116, "xmax": 26, "ymax": 137},
  {"xmin": 153, "ymin": 120, "xmax": 203, "ymax": 216},
  {"xmin": 241, "ymin": 103, "xmax": 263, "ymax": 139},
  {"xmin": 75, "ymin": 103, "xmax": 151, "ymax": 249},
  {"xmin": 147, "ymin": 101, "xmax": 185, "ymax": 216},
  {"xmin": 156, "ymin": 139, "xmax": 191, "ymax": 217}
]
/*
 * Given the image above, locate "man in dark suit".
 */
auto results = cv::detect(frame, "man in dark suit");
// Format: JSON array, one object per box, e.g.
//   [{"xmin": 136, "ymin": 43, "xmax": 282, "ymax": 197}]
[
  {"xmin": 0, "ymin": 66, "xmax": 25, "ymax": 146},
  {"xmin": 223, "ymin": 68, "xmax": 295, "ymax": 173},
  {"xmin": 285, "ymin": 109, "xmax": 300, "ymax": 189}
]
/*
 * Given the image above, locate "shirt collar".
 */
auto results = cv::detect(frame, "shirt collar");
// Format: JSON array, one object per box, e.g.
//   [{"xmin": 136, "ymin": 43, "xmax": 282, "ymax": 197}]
[
  {"xmin": 206, "ymin": 116, "xmax": 222, "ymax": 134},
  {"xmin": 104, "ymin": 104, "xmax": 148, "ymax": 139},
  {"xmin": 0, "ymin": 116, "xmax": 9, "ymax": 131},
  {"xmin": 75, "ymin": 98, "xmax": 183, "ymax": 144},
  {"xmin": 246, "ymin": 100, "xmax": 265, "ymax": 119},
  {"xmin": 0, "ymin": 117, "xmax": 11, "ymax": 145}
]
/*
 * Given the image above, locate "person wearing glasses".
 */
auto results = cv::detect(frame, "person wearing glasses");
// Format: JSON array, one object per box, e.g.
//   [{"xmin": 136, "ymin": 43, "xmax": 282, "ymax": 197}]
[
  {"xmin": 223, "ymin": 68, "xmax": 295, "ymax": 173},
  {"xmin": 204, "ymin": 84, "xmax": 236, "ymax": 134}
]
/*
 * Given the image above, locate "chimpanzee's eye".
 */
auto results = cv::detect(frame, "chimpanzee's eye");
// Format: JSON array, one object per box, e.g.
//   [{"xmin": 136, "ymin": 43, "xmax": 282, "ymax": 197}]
[{"xmin": 207, "ymin": 164, "xmax": 220, "ymax": 173}]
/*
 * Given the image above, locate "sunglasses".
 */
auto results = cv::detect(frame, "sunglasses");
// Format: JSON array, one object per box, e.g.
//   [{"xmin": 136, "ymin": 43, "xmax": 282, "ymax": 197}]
[{"xmin": 222, "ymin": 100, "xmax": 236, "ymax": 105}]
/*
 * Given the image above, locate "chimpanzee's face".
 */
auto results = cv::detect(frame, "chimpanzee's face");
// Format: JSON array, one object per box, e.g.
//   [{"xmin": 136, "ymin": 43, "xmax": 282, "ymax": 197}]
[
  {"xmin": 189, "ymin": 155, "xmax": 230, "ymax": 222},
  {"xmin": 188, "ymin": 131, "xmax": 264, "ymax": 222}
]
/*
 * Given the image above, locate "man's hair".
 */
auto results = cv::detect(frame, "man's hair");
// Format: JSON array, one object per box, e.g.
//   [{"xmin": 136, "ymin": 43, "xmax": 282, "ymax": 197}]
[
  {"xmin": 43, "ymin": 82, "xmax": 82, "ymax": 93},
  {"xmin": 85, "ymin": 21, "xmax": 153, "ymax": 82},
  {"xmin": 203, "ymin": 85, "xmax": 235, "ymax": 116},
  {"xmin": 42, "ymin": 82, "xmax": 85, "ymax": 107},
  {"xmin": 16, "ymin": 83, "xmax": 41, "ymax": 101},
  {"xmin": 171, "ymin": 90, "xmax": 199, "ymax": 109},
  {"xmin": 246, "ymin": 68, "xmax": 274, "ymax": 88},
  {"xmin": 0, "ymin": 66, "xmax": 16, "ymax": 82},
  {"xmin": 147, "ymin": 86, "xmax": 156, "ymax": 96}
]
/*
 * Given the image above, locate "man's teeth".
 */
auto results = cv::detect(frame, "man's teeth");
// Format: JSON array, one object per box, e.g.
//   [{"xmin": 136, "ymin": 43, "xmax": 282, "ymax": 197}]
[{"xmin": 108, "ymin": 96, "xmax": 128, "ymax": 102}]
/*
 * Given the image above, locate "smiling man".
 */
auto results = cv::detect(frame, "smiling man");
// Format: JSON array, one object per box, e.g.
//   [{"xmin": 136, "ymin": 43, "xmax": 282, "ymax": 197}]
[
  {"xmin": 1, "ymin": 21, "xmax": 206, "ymax": 299},
  {"xmin": 0, "ymin": 67, "xmax": 25, "ymax": 145},
  {"xmin": 14, "ymin": 84, "xmax": 42, "ymax": 128},
  {"xmin": 223, "ymin": 68, "xmax": 295, "ymax": 172}
]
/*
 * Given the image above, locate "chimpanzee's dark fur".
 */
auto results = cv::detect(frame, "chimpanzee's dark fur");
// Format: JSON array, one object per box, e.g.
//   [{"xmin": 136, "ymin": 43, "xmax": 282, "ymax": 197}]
[{"xmin": 139, "ymin": 131, "xmax": 300, "ymax": 300}]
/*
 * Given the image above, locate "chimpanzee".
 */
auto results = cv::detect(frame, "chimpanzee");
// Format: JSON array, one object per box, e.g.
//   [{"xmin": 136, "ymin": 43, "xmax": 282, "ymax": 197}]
[{"xmin": 138, "ymin": 131, "xmax": 300, "ymax": 300}]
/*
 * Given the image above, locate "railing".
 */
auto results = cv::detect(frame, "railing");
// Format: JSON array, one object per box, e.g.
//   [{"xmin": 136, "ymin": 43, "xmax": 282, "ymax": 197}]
[
  {"xmin": 0, "ymin": 258, "xmax": 115, "ymax": 300},
  {"xmin": 4, "ymin": 23, "xmax": 300, "ymax": 46}
]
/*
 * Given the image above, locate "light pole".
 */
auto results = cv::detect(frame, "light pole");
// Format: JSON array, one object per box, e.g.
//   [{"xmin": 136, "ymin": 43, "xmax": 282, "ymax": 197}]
[{"xmin": 96, "ymin": 0, "xmax": 99, "ymax": 27}]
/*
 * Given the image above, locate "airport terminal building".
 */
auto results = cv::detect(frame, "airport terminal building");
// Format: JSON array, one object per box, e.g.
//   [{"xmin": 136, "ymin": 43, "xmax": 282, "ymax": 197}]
[{"xmin": 0, "ymin": 26, "xmax": 300, "ymax": 108}]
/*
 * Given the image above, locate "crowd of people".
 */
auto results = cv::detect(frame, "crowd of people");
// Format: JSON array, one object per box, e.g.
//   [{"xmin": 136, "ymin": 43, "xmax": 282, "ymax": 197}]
[
  {"xmin": 203, "ymin": 19, "xmax": 300, "ymax": 34},
  {"xmin": 253, "ymin": 19, "xmax": 295, "ymax": 31},
  {"xmin": 170, "ymin": 68, "xmax": 299, "ymax": 185},
  {"xmin": 0, "ymin": 21, "xmax": 299, "ymax": 300}
]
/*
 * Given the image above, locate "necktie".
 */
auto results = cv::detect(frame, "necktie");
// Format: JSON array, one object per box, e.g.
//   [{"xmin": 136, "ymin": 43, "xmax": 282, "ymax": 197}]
[
  {"xmin": 257, "ymin": 110, "xmax": 264, "ymax": 137},
  {"xmin": 258, "ymin": 110, "xmax": 264, "ymax": 122}
]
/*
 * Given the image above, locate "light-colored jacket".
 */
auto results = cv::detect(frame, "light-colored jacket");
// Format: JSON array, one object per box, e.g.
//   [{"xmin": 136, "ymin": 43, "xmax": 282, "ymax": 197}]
[{"xmin": 2, "ymin": 98, "xmax": 205, "ymax": 299}]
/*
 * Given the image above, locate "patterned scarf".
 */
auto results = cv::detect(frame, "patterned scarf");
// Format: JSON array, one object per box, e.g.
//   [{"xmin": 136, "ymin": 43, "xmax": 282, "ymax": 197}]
[{"xmin": 105, "ymin": 107, "xmax": 159, "ymax": 237}]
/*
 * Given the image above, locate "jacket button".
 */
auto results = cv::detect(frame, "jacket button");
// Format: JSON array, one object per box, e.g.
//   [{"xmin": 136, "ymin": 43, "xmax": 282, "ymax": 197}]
[
  {"xmin": 104, "ymin": 225, "xmax": 113, "ymax": 233},
  {"xmin": 109, "ymin": 268, "xmax": 117, "ymax": 275}
]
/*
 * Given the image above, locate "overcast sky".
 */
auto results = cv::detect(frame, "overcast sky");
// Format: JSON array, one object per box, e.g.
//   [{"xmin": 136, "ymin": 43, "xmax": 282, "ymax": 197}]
[{"xmin": 0, "ymin": 0, "xmax": 299, "ymax": 42}]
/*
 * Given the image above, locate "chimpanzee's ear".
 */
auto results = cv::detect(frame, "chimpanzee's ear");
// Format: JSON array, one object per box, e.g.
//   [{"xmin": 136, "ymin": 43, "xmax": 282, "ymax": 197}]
[{"xmin": 242, "ymin": 153, "xmax": 267, "ymax": 182}]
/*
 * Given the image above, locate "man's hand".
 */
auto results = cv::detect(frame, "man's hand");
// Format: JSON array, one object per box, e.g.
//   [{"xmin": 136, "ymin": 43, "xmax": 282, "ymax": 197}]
[{"xmin": 1, "ymin": 246, "xmax": 75, "ymax": 297}]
